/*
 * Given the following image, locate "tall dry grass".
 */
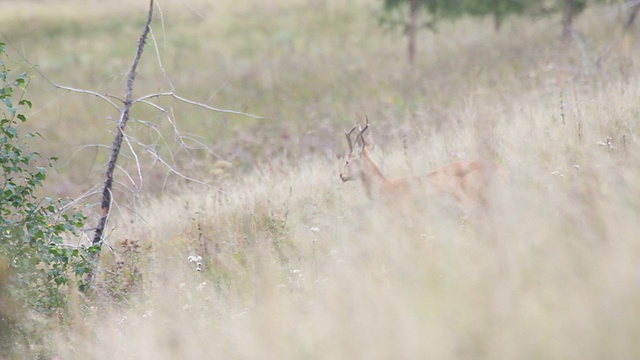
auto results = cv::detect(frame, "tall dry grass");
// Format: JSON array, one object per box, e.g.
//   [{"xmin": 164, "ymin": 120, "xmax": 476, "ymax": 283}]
[{"xmin": 2, "ymin": 0, "xmax": 640, "ymax": 359}]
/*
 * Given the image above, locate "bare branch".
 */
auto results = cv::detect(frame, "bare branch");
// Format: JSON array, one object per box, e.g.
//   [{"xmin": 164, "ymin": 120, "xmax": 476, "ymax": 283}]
[
  {"xmin": 164, "ymin": 107, "xmax": 221, "ymax": 157},
  {"xmin": 58, "ymin": 143, "xmax": 111, "ymax": 169},
  {"xmin": 176, "ymin": 134, "xmax": 219, "ymax": 155},
  {"xmin": 133, "ymin": 91, "xmax": 265, "ymax": 119},
  {"xmin": 136, "ymin": 98, "xmax": 167, "ymax": 113},
  {"xmin": 57, "ymin": 185, "xmax": 103, "ymax": 212},
  {"xmin": 145, "ymin": 148, "xmax": 223, "ymax": 191},
  {"xmin": 148, "ymin": 27, "xmax": 176, "ymax": 92},
  {"xmin": 42, "ymin": 76, "xmax": 121, "ymax": 111},
  {"xmin": 103, "ymin": 93, "xmax": 126, "ymax": 103},
  {"xmin": 122, "ymin": 133, "xmax": 229, "ymax": 195},
  {"xmin": 122, "ymin": 133, "xmax": 144, "ymax": 192},
  {"xmin": 179, "ymin": 0, "xmax": 205, "ymax": 19},
  {"xmin": 6, "ymin": 46, "xmax": 122, "ymax": 111},
  {"xmin": 114, "ymin": 163, "xmax": 140, "ymax": 194}
]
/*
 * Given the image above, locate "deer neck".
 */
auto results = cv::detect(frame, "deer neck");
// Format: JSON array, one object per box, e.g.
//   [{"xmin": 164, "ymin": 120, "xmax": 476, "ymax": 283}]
[{"xmin": 359, "ymin": 151, "xmax": 388, "ymax": 199}]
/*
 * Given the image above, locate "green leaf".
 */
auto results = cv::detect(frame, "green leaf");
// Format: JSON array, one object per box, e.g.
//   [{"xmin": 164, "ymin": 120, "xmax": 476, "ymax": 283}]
[
  {"xmin": 14, "ymin": 77, "xmax": 25, "ymax": 90},
  {"xmin": 2, "ymin": 97, "xmax": 13, "ymax": 112},
  {"xmin": 5, "ymin": 126, "xmax": 17, "ymax": 138},
  {"xmin": 0, "ymin": 43, "xmax": 90, "ymax": 314}
]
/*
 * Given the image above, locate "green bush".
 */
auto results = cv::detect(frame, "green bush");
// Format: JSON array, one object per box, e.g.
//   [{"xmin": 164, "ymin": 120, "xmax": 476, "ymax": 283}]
[{"xmin": 0, "ymin": 42, "xmax": 96, "ymax": 314}]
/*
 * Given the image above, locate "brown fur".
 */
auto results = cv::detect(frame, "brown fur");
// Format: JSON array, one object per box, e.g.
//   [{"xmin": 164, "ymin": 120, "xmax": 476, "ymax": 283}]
[{"xmin": 340, "ymin": 120, "xmax": 500, "ymax": 211}]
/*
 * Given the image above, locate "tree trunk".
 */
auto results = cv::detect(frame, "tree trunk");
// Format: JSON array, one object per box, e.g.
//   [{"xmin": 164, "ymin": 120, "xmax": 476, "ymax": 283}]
[
  {"xmin": 85, "ymin": 0, "xmax": 154, "ymax": 290},
  {"xmin": 408, "ymin": 0, "xmax": 418, "ymax": 64},
  {"xmin": 493, "ymin": 0, "xmax": 502, "ymax": 32},
  {"xmin": 493, "ymin": 12, "xmax": 502, "ymax": 32},
  {"xmin": 625, "ymin": 1, "xmax": 640, "ymax": 31},
  {"xmin": 562, "ymin": 0, "xmax": 574, "ymax": 40}
]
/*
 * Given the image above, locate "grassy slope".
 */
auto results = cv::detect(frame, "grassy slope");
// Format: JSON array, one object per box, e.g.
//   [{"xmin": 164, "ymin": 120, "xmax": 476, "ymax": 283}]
[{"xmin": 3, "ymin": 0, "xmax": 640, "ymax": 359}]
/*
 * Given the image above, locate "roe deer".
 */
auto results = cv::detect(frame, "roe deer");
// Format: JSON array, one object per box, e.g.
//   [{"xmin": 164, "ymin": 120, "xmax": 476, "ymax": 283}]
[{"xmin": 340, "ymin": 118, "xmax": 500, "ymax": 210}]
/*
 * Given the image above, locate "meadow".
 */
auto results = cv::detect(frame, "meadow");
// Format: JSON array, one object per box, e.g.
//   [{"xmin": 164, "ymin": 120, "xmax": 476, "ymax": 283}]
[{"xmin": 2, "ymin": 0, "xmax": 640, "ymax": 358}]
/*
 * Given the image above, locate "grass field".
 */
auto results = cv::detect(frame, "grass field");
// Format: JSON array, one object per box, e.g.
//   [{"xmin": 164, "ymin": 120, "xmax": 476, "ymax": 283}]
[{"xmin": 2, "ymin": 0, "xmax": 640, "ymax": 358}]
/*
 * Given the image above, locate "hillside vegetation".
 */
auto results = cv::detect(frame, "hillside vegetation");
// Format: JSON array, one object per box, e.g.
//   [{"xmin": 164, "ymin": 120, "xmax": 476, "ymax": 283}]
[{"xmin": 2, "ymin": 0, "xmax": 640, "ymax": 359}]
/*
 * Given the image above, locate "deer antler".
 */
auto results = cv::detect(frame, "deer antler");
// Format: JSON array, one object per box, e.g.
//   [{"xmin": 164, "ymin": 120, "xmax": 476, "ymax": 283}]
[
  {"xmin": 344, "ymin": 125, "xmax": 358, "ymax": 152},
  {"xmin": 355, "ymin": 116, "xmax": 370, "ymax": 148}
]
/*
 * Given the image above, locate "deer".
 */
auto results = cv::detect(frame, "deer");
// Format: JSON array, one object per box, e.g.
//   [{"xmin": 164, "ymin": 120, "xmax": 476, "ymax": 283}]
[{"xmin": 339, "ymin": 118, "xmax": 500, "ymax": 211}]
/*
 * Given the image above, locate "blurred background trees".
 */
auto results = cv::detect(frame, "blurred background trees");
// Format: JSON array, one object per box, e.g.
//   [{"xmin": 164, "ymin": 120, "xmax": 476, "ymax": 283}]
[{"xmin": 380, "ymin": 0, "xmax": 627, "ymax": 62}]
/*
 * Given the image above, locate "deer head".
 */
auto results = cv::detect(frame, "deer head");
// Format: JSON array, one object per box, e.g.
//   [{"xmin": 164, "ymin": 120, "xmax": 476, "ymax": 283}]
[{"xmin": 340, "ymin": 117, "xmax": 371, "ymax": 182}]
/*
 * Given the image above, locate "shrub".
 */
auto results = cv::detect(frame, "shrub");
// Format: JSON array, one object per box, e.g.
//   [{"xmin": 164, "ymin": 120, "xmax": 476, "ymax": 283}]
[{"xmin": 0, "ymin": 42, "xmax": 96, "ymax": 314}]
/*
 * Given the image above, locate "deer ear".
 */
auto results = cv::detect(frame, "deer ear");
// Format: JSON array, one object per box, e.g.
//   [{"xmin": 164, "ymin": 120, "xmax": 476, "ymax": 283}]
[
  {"xmin": 356, "ymin": 131, "xmax": 375, "ymax": 152},
  {"xmin": 364, "ymin": 131, "xmax": 376, "ymax": 151}
]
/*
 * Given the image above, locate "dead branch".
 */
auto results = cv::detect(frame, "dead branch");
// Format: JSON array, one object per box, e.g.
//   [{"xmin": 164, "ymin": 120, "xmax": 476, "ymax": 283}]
[
  {"xmin": 122, "ymin": 133, "xmax": 228, "ymax": 194},
  {"xmin": 133, "ymin": 91, "xmax": 265, "ymax": 119},
  {"xmin": 148, "ymin": 27, "xmax": 174, "ymax": 92},
  {"xmin": 58, "ymin": 185, "xmax": 102, "ymax": 213},
  {"xmin": 13, "ymin": 55, "xmax": 122, "ymax": 111},
  {"xmin": 86, "ymin": 0, "xmax": 155, "ymax": 287}
]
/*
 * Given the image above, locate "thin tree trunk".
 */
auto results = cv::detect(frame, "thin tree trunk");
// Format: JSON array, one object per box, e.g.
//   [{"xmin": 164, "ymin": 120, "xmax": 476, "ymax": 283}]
[
  {"xmin": 562, "ymin": 0, "xmax": 574, "ymax": 40},
  {"xmin": 86, "ymin": 0, "xmax": 154, "ymax": 289},
  {"xmin": 408, "ymin": 0, "xmax": 418, "ymax": 64},
  {"xmin": 625, "ymin": 1, "xmax": 640, "ymax": 30},
  {"xmin": 493, "ymin": 12, "xmax": 502, "ymax": 32},
  {"xmin": 493, "ymin": 0, "xmax": 502, "ymax": 32}
]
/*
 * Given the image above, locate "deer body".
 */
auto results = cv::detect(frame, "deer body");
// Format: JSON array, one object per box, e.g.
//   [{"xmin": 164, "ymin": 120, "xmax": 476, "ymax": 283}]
[{"xmin": 340, "ymin": 119, "xmax": 496, "ymax": 210}]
